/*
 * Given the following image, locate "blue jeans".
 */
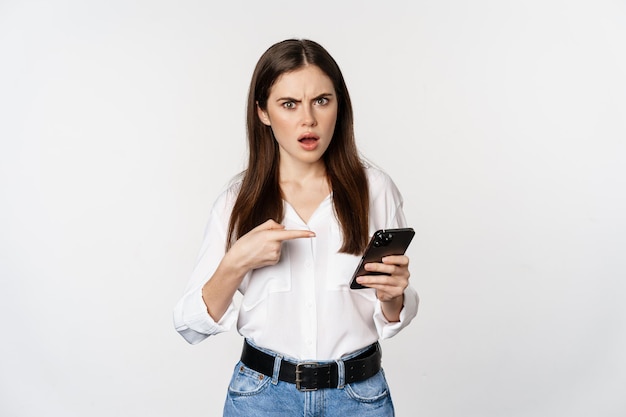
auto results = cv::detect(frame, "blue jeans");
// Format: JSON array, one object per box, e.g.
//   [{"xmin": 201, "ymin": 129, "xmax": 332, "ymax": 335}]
[{"xmin": 223, "ymin": 342, "xmax": 395, "ymax": 417}]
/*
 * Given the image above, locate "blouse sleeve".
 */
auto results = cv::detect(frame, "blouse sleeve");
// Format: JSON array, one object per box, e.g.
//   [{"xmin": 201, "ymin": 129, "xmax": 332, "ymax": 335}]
[
  {"xmin": 368, "ymin": 170, "xmax": 419, "ymax": 339},
  {"xmin": 172, "ymin": 188, "xmax": 239, "ymax": 344}
]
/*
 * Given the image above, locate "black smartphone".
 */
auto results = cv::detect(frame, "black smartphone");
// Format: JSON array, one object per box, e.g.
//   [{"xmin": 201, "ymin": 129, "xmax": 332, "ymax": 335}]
[{"xmin": 349, "ymin": 228, "xmax": 415, "ymax": 290}]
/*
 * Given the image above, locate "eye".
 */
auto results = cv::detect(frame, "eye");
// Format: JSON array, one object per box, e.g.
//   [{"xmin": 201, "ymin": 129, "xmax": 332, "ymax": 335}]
[
  {"xmin": 315, "ymin": 97, "xmax": 330, "ymax": 106},
  {"xmin": 282, "ymin": 101, "xmax": 296, "ymax": 109}
]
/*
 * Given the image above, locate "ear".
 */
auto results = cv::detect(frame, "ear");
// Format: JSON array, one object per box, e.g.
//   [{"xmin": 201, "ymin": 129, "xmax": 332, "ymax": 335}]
[{"xmin": 257, "ymin": 102, "xmax": 271, "ymax": 126}]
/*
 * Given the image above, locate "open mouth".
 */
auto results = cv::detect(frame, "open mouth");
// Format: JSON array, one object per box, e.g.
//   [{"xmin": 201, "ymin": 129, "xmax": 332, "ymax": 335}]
[
  {"xmin": 298, "ymin": 133, "xmax": 320, "ymax": 144},
  {"xmin": 298, "ymin": 133, "xmax": 320, "ymax": 150},
  {"xmin": 298, "ymin": 137, "xmax": 318, "ymax": 145}
]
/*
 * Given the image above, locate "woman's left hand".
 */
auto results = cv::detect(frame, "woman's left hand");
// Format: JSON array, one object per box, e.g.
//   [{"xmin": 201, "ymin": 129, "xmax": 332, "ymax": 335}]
[{"xmin": 355, "ymin": 255, "xmax": 410, "ymax": 321}]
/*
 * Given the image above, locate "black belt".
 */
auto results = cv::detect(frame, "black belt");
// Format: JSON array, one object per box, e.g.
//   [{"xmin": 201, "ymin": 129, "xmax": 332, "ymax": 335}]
[{"xmin": 240, "ymin": 340, "xmax": 382, "ymax": 391}]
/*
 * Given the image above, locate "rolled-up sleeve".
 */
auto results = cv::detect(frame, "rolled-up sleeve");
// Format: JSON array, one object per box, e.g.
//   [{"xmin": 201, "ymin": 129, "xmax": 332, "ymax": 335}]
[
  {"xmin": 172, "ymin": 186, "xmax": 240, "ymax": 344},
  {"xmin": 369, "ymin": 168, "xmax": 419, "ymax": 339},
  {"xmin": 373, "ymin": 285, "xmax": 419, "ymax": 340},
  {"xmin": 173, "ymin": 288, "xmax": 238, "ymax": 344}
]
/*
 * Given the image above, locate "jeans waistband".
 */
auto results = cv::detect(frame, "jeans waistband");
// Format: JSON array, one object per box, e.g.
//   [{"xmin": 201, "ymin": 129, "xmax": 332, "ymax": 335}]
[{"xmin": 240, "ymin": 339, "xmax": 382, "ymax": 391}]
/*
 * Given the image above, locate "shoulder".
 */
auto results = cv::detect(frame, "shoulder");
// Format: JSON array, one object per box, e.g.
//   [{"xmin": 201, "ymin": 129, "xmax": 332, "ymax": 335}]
[
  {"xmin": 363, "ymin": 161, "xmax": 400, "ymax": 195},
  {"xmin": 209, "ymin": 174, "xmax": 243, "ymax": 215},
  {"xmin": 362, "ymin": 161, "xmax": 407, "ymax": 229}
]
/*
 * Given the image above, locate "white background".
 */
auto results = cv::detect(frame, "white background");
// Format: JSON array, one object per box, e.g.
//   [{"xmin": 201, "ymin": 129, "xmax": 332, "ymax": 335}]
[{"xmin": 1, "ymin": 0, "xmax": 625, "ymax": 416}]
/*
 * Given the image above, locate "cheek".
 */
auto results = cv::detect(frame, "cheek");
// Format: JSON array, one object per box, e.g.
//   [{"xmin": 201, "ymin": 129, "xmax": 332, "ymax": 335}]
[
  {"xmin": 268, "ymin": 118, "xmax": 292, "ymax": 143},
  {"xmin": 324, "ymin": 112, "xmax": 338, "ymax": 133},
  {"xmin": 327, "ymin": 106, "xmax": 338, "ymax": 125},
  {"xmin": 268, "ymin": 112, "xmax": 294, "ymax": 129}
]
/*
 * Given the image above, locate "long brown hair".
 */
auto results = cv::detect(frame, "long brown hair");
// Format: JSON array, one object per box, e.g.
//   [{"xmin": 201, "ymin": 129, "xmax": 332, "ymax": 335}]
[{"xmin": 227, "ymin": 39, "xmax": 369, "ymax": 254}]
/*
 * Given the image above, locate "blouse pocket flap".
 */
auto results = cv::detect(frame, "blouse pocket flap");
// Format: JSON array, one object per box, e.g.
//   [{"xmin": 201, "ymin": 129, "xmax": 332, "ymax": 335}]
[{"xmin": 241, "ymin": 259, "xmax": 292, "ymax": 311}]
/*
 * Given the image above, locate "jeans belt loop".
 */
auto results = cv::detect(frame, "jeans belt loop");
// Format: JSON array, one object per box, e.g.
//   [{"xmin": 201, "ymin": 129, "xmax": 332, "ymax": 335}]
[
  {"xmin": 272, "ymin": 354, "xmax": 282, "ymax": 385},
  {"xmin": 335, "ymin": 359, "xmax": 345, "ymax": 389}
]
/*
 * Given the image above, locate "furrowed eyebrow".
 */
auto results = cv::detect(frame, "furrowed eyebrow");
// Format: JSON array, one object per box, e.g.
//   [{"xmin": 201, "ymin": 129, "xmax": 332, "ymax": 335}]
[
  {"xmin": 276, "ymin": 97, "xmax": 301, "ymax": 103},
  {"xmin": 275, "ymin": 93, "xmax": 334, "ymax": 102}
]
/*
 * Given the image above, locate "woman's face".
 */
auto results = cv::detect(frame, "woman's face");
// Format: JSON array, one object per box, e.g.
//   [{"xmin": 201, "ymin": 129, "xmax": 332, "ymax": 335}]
[{"xmin": 258, "ymin": 65, "xmax": 338, "ymax": 169}]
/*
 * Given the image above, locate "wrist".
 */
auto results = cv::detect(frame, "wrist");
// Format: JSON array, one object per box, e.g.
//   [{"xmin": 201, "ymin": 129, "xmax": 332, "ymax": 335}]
[
  {"xmin": 381, "ymin": 294, "xmax": 404, "ymax": 322},
  {"xmin": 221, "ymin": 248, "xmax": 251, "ymax": 278}
]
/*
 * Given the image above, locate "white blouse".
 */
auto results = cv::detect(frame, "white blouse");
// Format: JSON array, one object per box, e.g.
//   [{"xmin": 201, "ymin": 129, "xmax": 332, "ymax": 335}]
[{"xmin": 173, "ymin": 165, "xmax": 419, "ymax": 361}]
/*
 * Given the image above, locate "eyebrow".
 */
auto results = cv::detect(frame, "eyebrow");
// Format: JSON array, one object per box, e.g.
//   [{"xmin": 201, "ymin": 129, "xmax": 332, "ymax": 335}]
[{"xmin": 275, "ymin": 93, "xmax": 334, "ymax": 102}]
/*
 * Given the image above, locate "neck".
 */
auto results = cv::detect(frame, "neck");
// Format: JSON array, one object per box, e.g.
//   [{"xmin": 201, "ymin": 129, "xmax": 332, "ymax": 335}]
[{"xmin": 279, "ymin": 159, "xmax": 327, "ymax": 185}]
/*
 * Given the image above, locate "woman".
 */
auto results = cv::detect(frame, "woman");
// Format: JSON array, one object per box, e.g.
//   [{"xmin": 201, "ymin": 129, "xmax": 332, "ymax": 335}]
[{"xmin": 174, "ymin": 39, "xmax": 418, "ymax": 416}]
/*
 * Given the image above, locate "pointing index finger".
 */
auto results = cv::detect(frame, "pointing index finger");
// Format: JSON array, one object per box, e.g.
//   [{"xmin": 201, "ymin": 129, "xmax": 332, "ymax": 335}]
[{"xmin": 271, "ymin": 229, "xmax": 316, "ymax": 241}]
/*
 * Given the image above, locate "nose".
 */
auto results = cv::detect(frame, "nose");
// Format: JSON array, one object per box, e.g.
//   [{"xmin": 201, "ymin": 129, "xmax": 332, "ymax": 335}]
[{"xmin": 301, "ymin": 104, "xmax": 317, "ymax": 127}]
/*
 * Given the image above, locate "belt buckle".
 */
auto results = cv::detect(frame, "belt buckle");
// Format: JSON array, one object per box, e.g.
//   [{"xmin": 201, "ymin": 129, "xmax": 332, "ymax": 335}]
[{"xmin": 295, "ymin": 361, "xmax": 320, "ymax": 392}]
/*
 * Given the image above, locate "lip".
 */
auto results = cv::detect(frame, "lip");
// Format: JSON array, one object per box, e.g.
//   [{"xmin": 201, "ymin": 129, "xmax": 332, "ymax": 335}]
[
  {"xmin": 298, "ymin": 132, "xmax": 320, "ymax": 141},
  {"xmin": 298, "ymin": 133, "xmax": 320, "ymax": 151}
]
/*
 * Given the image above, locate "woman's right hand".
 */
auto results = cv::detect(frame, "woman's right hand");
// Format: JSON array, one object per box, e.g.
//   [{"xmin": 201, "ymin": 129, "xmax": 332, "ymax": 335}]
[
  {"xmin": 225, "ymin": 219, "xmax": 316, "ymax": 273},
  {"xmin": 202, "ymin": 219, "xmax": 315, "ymax": 321}
]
